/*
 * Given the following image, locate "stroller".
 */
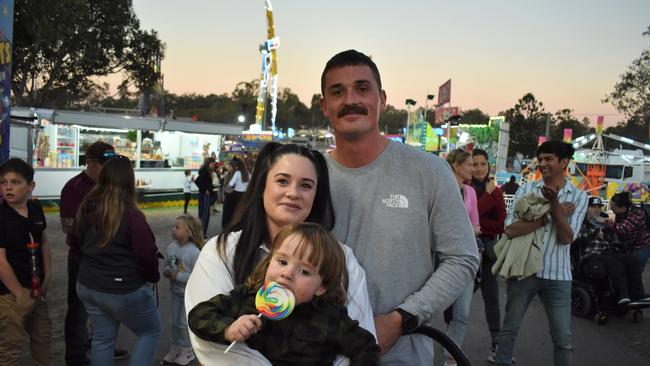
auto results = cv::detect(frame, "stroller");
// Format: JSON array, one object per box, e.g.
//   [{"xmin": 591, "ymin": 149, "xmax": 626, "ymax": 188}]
[{"xmin": 570, "ymin": 236, "xmax": 650, "ymax": 325}]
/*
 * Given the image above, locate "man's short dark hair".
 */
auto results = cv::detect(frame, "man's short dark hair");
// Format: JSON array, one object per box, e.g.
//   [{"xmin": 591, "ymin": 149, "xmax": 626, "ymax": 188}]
[
  {"xmin": 0, "ymin": 158, "xmax": 35, "ymax": 182},
  {"xmin": 536, "ymin": 140, "xmax": 575, "ymax": 161},
  {"xmin": 321, "ymin": 49, "xmax": 382, "ymax": 95},
  {"xmin": 85, "ymin": 141, "xmax": 115, "ymax": 165}
]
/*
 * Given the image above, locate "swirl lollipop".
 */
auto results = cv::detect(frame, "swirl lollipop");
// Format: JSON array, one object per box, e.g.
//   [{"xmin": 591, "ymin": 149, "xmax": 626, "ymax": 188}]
[
  {"xmin": 224, "ymin": 281, "xmax": 295, "ymax": 353},
  {"xmin": 255, "ymin": 281, "xmax": 295, "ymax": 320}
]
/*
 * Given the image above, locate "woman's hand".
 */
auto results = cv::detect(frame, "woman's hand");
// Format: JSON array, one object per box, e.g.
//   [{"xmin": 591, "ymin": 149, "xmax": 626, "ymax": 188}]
[
  {"xmin": 225, "ymin": 314, "xmax": 262, "ymax": 343},
  {"xmin": 486, "ymin": 179, "xmax": 497, "ymax": 194}
]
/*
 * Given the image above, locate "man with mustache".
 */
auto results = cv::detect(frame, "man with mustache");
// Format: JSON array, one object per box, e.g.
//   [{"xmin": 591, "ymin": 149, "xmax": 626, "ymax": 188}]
[{"xmin": 320, "ymin": 49, "xmax": 480, "ymax": 364}]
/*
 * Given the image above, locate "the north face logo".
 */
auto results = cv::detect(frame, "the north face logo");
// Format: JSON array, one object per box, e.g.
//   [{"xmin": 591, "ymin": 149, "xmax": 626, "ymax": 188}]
[{"xmin": 382, "ymin": 194, "xmax": 409, "ymax": 208}]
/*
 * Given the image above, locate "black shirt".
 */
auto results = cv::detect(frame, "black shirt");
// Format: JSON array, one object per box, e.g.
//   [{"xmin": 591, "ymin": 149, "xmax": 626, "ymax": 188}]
[{"xmin": 0, "ymin": 200, "xmax": 47, "ymax": 295}]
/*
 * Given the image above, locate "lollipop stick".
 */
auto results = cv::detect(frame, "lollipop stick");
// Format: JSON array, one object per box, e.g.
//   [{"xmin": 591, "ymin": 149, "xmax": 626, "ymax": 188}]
[{"xmin": 223, "ymin": 314, "xmax": 263, "ymax": 354}]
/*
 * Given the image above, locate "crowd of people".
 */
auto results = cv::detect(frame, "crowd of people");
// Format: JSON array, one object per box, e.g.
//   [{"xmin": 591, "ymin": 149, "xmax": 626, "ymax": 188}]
[{"xmin": 0, "ymin": 49, "xmax": 649, "ymax": 366}]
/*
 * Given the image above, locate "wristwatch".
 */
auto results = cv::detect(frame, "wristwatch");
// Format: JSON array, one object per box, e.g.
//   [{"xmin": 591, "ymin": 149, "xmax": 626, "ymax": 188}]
[{"xmin": 395, "ymin": 308, "xmax": 418, "ymax": 334}]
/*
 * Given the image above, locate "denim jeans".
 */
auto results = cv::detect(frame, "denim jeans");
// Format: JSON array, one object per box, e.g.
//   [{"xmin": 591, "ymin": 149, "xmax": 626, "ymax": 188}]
[
  {"xmin": 198, "ymin": 191, "xmax": 211, "ymax": 237},
  {"xmin": 77, "ymin": 283, "xmax": 161, "ymax": 366},
  {"xmin": 495, "ymin": 276, "xmax": 572, "ymax": 366},
  {"xmin": 170, "ymin": 292, "xmax": 191, "ymax": 348},
  {"xmin": 445, "ymin": 281, "xmax": 474, "ymax": 356},
  {"xmin": 480, "ymin": 238, "xmax": 501, "ymax": 344},
  {"xmin": 631, "ymin": 245, "xmax": 650, "ymax": 273},
  {"xmin": 65, "ymin": 256, "xmax": 90, "ymax": 365}
]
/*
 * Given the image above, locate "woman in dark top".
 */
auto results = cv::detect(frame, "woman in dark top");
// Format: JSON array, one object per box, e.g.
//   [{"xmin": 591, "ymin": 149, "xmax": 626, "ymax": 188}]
[
  {"xmin": 606, "ymin": 192, "xmax": 650, "ymax": 273},
  {"xmin": 221, "ymin": 157, "xmax": 249, "ymax": 230},
  {"xmin": 195, "ymin": 157, "xmax": 216, "ymax": 236},
  {"xmin": 470, "ymin": 148, "xmax": 507, "ymax": 362},
  {"xmin": 72, "ymin": 155, "xmax": 161, "ymax": 366}
]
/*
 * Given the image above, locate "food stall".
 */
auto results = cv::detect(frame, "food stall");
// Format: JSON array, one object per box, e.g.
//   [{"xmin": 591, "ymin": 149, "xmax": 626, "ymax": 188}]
[{"xmin": 14, "ymin": 108, "xmax": 243, "ymax": 200}]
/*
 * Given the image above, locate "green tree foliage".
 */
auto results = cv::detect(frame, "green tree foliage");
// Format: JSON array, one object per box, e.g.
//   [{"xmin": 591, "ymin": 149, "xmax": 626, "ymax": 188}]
[
  {"xmin": 276, "ymin": 88, "xmax": 310, "ymax": 130},
  {"xmin": 460, "ymin": 108, "xmax": 490, "ymax": 125},
  {"xmin": 12, "ymin": 0, "xmax": 165, "ymax": 108},
  {"xmin": 379, "ymin": 105, "xmax": 408, "ymax": 134},
  {"xmin": 310, "ymin": 94, "xmax": 328, "ymax": 130},
  {"xmin": 550, "ymin": 109, "xmax": 593, "ymax": 140},
  {"xmin": 602, "ymin": 26, "xmax": 650, "ymax": 144},
  {"xmin": 603, "ymin": 26, "xmax": 650, "ymax": 126},
  {"xmin": 505, "ymin": 93, "xmax": 551, "ymax": 158}
]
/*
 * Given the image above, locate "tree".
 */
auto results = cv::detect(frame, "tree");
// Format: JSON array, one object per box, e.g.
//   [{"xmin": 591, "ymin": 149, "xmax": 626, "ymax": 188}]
[
  {"xmin": 550, "ymin": 109, "xmax": 593, "ymax": 140},
  {"xmin": 309, "ymin": 94, "xmax": 328, "ymax": 131},
  {"xmin": 275, "ymin": 88, "xmax": 310, "ymax": 131},
  {"xmin": 505, "ymin": 93, "xmax": 551, "ymax": 158},
  {"xmin": 460, "ymin": 108, "xmax": 490, "ymax": 124},
  {"xmin": 12, "ymin": 0, "xmax": 165, "ymax": 108},
  {"xmin": 601, "ymin": 25, "xmax": 650, "ymax": 144},
  {"xmin": 379, "ymin": 105, "xmax": 408, "ymax": 134},
  {"xmin": 603, "ymin": 26, "xmax": 650, "ymax": 127}
]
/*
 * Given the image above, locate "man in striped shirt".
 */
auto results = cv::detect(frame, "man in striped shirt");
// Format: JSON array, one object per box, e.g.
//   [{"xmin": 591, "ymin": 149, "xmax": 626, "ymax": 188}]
[{"xmin": 494, "ymin": 141, "xmax": 588, "ymax": 366}]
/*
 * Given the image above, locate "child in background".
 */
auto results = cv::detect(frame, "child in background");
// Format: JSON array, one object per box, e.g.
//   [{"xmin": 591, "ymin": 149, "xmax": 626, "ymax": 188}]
[
  {"xmin": 0, "ymin": 158, "xmax": 52, "ymax": 365},
  {"xmin": 183, "ymin": 170, "xmax": 193, "ymax": 214},
  {"xmin": 188, "ymin": 222, "xmax": 379, "ymax": 365},
  {"xmin": 163, "ymin": 214, "xmax": 204, "ymax": 365}
]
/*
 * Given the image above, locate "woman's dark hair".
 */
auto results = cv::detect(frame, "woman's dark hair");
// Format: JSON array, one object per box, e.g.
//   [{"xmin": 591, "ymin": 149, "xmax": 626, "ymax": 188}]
[
  {"xmin": 230, "ymin": 157, "xmax": 250, "ymax": 183},
  {"xmin": 218, "ymin": 142, "xmax": 335, "ymax": 285},
  {"xmin": 75, "ymin": 156, "xmax": 136, "ymax": 247},
  {"xmin": 610, "ymin": 192, "xmax": 633, "ymax": 210}
]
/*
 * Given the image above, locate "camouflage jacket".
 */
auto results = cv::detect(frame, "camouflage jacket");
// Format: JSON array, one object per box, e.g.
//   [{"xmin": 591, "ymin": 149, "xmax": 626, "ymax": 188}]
[{"xmin": 188, "ymin": 284, "xmax": 380, "ymax": 366}]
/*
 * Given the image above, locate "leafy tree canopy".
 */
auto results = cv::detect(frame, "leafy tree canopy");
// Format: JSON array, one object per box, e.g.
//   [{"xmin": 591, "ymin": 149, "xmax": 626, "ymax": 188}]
[{"xmin": 12, "ymin": 0, "xmax": 165, "ymax": 108}]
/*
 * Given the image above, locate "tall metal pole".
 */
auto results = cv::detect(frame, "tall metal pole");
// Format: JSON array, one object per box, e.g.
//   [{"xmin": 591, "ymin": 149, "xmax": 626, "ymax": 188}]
[{"xmin": 446, "ymin": 98, "xmax": 452, "ymax": 154}]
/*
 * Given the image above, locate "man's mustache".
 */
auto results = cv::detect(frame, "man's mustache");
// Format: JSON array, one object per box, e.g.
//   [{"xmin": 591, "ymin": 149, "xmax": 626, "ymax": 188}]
[{"xmin": 337, "ymin": 105, "xmax": 368, "ymax": 118}]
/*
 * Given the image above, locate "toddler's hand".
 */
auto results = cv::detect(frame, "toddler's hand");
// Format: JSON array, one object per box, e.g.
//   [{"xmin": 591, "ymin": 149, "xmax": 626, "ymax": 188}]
[{"xmin": 225, "ymin": 314, "xmax": 262, "ymax": 343}]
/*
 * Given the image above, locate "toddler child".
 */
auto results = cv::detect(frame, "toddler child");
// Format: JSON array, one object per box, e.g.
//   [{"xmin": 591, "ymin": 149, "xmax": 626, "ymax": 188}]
[
  {"xmin": 188, "ymin": 222, "xmax": 379, "ymax": 365},
  {"xmin": 162, "ymin": 214, "xmax": 204, "ymax": 365}
]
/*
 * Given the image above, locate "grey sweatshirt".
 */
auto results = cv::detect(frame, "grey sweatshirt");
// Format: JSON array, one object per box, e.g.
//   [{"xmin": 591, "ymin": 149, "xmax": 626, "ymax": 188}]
[
  {"xmin": 326, "ymin": 141, "xmax": 479, "ymax": 362},
  {"xmin": 164, "ymin": 241, "xmax": 201, "ymax": 296}
]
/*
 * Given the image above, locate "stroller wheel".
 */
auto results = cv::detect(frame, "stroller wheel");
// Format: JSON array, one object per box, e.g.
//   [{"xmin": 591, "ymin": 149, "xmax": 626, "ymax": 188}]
[
  {"xmin": 632, "ymin": 309, "xmax": 643, "ymax": 323},
  {"xmin": 594, "ymin": 312, "xmax": 608, "ymax": 325},
  {"xmin": 572, "ymin": 287, "xmax": 593, "ymax": 318}
]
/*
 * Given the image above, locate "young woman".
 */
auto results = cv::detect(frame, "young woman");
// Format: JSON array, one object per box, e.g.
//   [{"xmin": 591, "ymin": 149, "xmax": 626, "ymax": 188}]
[
  {"xmin": 444, "ymin": 148, "xmax": 480, "ymax": 366},
  {"xmin": 72, "ymin": 156, "xmax": 161, "ymax": 366},
  {"xmin": 185, "ymin": 142, "xmax": 374, "ymax": 366},
  {"xmin": 221, "ymin": 157, "xmax": 249, "ymax": 230},
  {"xmin": 470, "ymin": 148, "xmax": 507, "ymax": 362}
]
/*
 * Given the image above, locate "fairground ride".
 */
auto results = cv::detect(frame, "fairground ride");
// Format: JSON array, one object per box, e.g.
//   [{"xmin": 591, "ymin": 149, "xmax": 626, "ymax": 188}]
[
  {"xmin": 253, "ymin": 0, "xmax": 280, "ymax": 135},
  {"xmin": 519, "ymin": 128, "xmax": 650, "ymax": 201}
]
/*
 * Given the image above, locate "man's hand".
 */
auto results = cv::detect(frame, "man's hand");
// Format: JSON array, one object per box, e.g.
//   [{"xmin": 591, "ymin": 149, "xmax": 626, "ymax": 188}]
[
  {"xmin": 374, "ymin": 311, "xmax": 402, "ymax": 354},
  {"xmin": 541, "ymin": 185, "xmax": 560, "ymax": 203},
  {"xmin": 560, "ymin": 202, "xmax": 575, "ymax": 217},
  {"xmin": 225, "ymin": 314, "xmax": 262, "ymax": 343}
]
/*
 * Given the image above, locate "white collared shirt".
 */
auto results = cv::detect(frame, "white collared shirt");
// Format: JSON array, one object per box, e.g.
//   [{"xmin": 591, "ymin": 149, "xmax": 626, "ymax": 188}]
[{"xmin": 505, "ymin": 179, "xmax": 588, "ymax": 281}]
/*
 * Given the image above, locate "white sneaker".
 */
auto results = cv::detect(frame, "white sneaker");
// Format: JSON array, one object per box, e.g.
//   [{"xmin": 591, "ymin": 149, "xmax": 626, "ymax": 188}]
[
  {"xmin": 174, "ymin": 349, "xmax": 196, "ymax": 366},
  {"xmin": 162, "ymin": 345, "xmax": 180, "ymax": 364},
  {"xmin": 618, "ymin": 297, "xmax": 631, "ymax": 305},
  {"xmin": 488, "ymin": 344, "xmax": 516, "ymax": 363}
]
